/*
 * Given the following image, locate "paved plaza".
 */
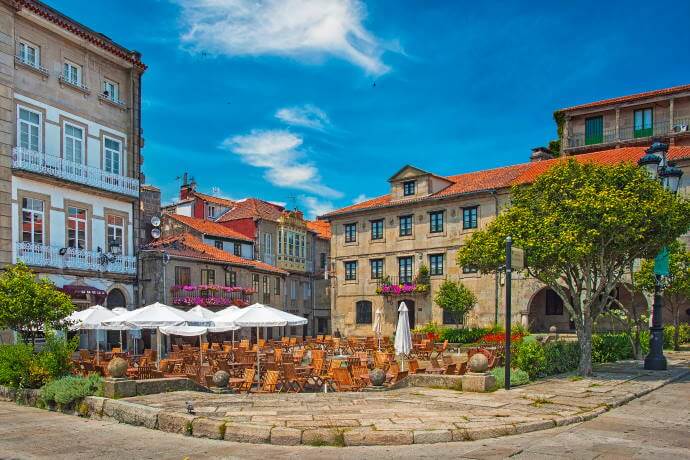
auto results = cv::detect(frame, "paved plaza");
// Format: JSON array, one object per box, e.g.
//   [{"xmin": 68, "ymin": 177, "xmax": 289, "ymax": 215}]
[{"xmin": 118, "ymin": 351, "xmax": 690, "ymax": 446}]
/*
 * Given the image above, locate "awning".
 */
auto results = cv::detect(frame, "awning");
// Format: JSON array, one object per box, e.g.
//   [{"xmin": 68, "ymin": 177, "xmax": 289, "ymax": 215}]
[{"xmin": 61, "ymin": 285, "xmax": 107, "ymax": 297}]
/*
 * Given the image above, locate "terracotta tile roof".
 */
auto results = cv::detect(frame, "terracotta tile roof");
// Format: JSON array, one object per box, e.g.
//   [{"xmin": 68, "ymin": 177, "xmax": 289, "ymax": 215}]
[
  {"xmin": 146, "ymin": 233, "xmax": 288, "ymax": 275},
  {"xmin": 167, "ymin": 214, "xmax": 253, "ymax": 242},
  {"xmin": 217, "ymin": 198, "xmax": 285, "ymax": 223},
  {"xmin": 558, "ymin": 83, "xmax": 690, "ymax": 112},
  {"xmin": 190, "ymin": 191, "xmax": 236, "ymax": 208},
  {"xmin": 323, "ymin": 146, "xmax": 690, "ymax": 218},
  {"xmin": 306, "ymin": 220, "xmax": 331, "ymax": 239}
]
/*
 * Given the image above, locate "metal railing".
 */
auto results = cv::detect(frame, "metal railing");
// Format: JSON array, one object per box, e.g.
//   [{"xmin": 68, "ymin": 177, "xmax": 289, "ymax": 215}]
[
  {"xmin": 58, "ymin": 75, "xmax": 90, "ymax": 93},
  {"xmin": 12, "ymin": 147, "xmax": 139, "ymax": 197},
  {"xmin": 16, "ymin": 242, "xmax": 136, "ymax": 274},
  {"xmin": 14, "ymin": 55, "xmax": 49, "ymax": 76},
  {"xmin": 566, "ymin": 118, "xmax": 690, "ymax": 149}
]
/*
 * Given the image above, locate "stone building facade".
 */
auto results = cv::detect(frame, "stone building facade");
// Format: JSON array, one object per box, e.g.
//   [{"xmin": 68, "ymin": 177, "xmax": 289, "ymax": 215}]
[{"xmin": 0, "ymin": 0, "xmax": 145, "ymax": 313}]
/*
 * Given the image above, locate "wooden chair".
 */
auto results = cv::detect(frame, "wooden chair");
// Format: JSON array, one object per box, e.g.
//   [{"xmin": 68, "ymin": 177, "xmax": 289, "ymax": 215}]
[
  {"xmin": 457, "ymin": 361, "xmax": 468, "ymax": 375},
  {"xmin": 468, "ymin": 348, "xmax": 497, "ymax": 369},
  {"xmin": 356, "ymin": 351, "xmax": 369, "ymax": 367},
  {"xmin": 408, "ymin": 359, "xmax": 426, "ymax": 374},
  {"xmin": 79, "ymin": 349, "xmax": 92, "ymax": 362},
  {"xmin": 350, "ymin": 365, "xmax": 370, "ymax": 386},
  {"xmin": 238, "ymin": 368, "xmax": 255, "ymax": 393},
  {"xmin": 445, "ymin": 363, "xmax": 457, "ymax": 375},
  {"xmin": 136, "ymin": 364, "xmax": 158, "ymax": 380},
  {"xmin": 332, "ymin": 367, "xmax": 362, "ymax": 392},
  {"xmin": 433, "ymin": 340, "xmax": 449, "ymax": 358},
  {"xmin": 282, "ymin": 363, "xmax": 307, "ymax": 392},
  {"xmin": 389, "ymin": 369, "xmax": 408, "ymax": 385},
  {"xmin": 257, "ymin": 370, "xmax": 280, "ymax": 393},
  {"xmin": 111, "ymin": 347, "xmax": 121, "ymax": 353},
  {"xmin": 442, "ymin": 355, "xmax": 454, "ymax": 366},
  {"xmin": 385, "ymin": 362, "xmax": 399, "ymax": 384}
]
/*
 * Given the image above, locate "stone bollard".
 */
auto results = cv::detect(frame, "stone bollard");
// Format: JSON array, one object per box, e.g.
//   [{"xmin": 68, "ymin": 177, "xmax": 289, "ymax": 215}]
[
  {"xmin": 460, "ymin": 353, "xmax": 496, "ymax": 392},
  {"xmin": 103, "ymin": 357, "xmax": 137, "ymax": 399}
]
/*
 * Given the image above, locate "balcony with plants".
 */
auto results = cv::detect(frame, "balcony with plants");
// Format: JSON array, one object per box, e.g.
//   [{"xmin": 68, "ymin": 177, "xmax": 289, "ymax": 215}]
[
  {"xmin": 170, "ymin": 284, "xmax": 254, "ymax": 308},
  {"xmin": 376, "ymin": 265, "xmax": 431, "ymax": 296}
]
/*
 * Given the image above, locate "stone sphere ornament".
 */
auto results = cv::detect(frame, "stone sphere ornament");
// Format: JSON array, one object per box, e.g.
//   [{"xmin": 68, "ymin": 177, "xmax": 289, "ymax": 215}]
[
  {"xmin": 549, "ymin": 325, "xmax": 558, "ymax": 333},
  {"xmin": 212, "ymin": 370, "xmax": 230, "ymax": 388},
  {"xmin": 369, "ymin": 368, "xmax": 386, "ymax": 386},
  {"xmin": 107, "ymin": 357, "xmax": 128, "ymax": 378},
  {"xmin": 468, "ymin": 353, "xmax": 489, "ymax": 373}
]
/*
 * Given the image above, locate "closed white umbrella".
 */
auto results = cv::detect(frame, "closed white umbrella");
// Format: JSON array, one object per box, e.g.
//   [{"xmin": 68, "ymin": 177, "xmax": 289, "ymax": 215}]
[
  {"xmin": 373, "ymin": 307, "xmax": 383, "ymax": 351},
  {"xmin": 232, "ymin": 303, "xmax": 308, "ymax": 382},
  {"xmin": 394, "ymin": 302, "xmax": 412, "ymax": 371}
]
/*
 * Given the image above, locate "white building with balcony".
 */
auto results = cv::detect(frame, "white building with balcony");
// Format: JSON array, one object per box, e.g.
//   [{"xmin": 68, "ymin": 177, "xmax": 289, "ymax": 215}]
[{"xmin": 1, "ymin": 1, "xmax": 146, "ymax": 313}]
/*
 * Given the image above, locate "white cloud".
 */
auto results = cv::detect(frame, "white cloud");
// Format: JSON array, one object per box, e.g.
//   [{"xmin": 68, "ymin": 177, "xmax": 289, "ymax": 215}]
[
  {"xmin": 176, "ymin": 0, "xmax": 391, "ymax": 74},
  {"xmin": 352, "ymin": 193, "xmax": 370, "ymax": 204},
  {"xmin": 221, "ymin": 129, "xmax": 342, "ymax": 198},
  {"xmin": 275, "ymin": 105, "xmax": 330, "ymax": 130},
  {"xmin": 300, "ymin": 196, "xmax": 334, "ymax": 219}
]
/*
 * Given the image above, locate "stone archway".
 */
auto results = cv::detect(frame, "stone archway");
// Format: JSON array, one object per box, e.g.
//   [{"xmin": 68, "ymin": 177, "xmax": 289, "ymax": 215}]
[
  {"xmin": 106, "ymin": 288, "xmax": 126, "ymax": 309},
  {"xmin": 527, "ymin": 287, "xmax": 574, "ymax": 333}
]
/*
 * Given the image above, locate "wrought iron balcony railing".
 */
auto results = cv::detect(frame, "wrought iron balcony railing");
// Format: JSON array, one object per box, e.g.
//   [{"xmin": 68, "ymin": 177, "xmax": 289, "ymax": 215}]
[
  {"xmin": 566, "ymin": 118, "xmax": 689, "ymax": 149},
  {"xmin": 16, "ymin": 242, "xmax": 136, "ymax": 274}
]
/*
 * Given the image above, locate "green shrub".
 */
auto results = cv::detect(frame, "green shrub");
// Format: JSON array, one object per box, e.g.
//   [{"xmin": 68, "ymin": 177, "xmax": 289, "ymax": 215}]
[
  {"xmin": 440, "ymin": 327, "xmax": 489, "ymax": 344},
  {"xmin": 663, "ymin": 324, "xmax": 690, "ymax": 348},
  {"xmin": 35, "ymin": 331, "xmax": 78, "ymax": 380},
  {"xmin": 412, "ymin": 322, "xmax": 444, "ymax": 335},
  {"xmin": 40, "ymin": 374, "xmax": 103, "ymax": 409},
  {"xmin": 514, "ymin": 341, "xmax": 546, "ymax": 379},
  {"xmin": 543, "ymin": 341, "xmax": 580, "ymax": 375},
  {"xmin": 0, "ymin": 343, "xmax": 33, "ymax": 388},
  {"xmin": 592, "ymin": 334, "xmax": 634, "ymax": 363},
  {"xmin": 491, "ymin": 367, "xmax": 530, "ymax": 388}
]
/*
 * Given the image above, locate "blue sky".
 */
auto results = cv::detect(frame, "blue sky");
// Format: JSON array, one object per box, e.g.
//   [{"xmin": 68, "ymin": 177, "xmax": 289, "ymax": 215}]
[{"xmin": 53, "ymin": 0, "xmax": 690, "ymax": 217}]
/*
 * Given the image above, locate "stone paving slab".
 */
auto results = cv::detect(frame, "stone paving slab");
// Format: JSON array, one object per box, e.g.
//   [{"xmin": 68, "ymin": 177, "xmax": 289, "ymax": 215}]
[{"xmin": 99, "ymin": 352, "xmax": 690, "ymax": 446}]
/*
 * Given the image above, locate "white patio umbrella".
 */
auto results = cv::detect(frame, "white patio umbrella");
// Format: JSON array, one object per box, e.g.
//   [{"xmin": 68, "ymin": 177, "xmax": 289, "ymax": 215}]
[
  {"xmin": 231, "ymin": 303, "xmax": 308, "ymax": 382},
  {"xmin": 159, "ymin": 325, "xmax": 210, "ymax": 367},
  {"xmin": 103, "ymin": 302, "xmax": 212, "ymax": 368},
  {"xmin": 66, "ymin": 305, "xmax": 128, "ymax": 364},
  {"xmin": 189, "ymin": 305, "xmax": 216, "ymax": 320},
  {"xmin": 373, "ymin": 307, "xmax": 383, "ymax": 351},
  {"xmin": 394, "ymin": 301, "xmax": 412, "ymax": 371},
  {"xmin": 210, "ymin": 306, "xmax": 243, "ymax": 351}
]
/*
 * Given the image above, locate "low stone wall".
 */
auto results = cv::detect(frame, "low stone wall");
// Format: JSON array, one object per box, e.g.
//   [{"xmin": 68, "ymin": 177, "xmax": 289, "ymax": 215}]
[
  {"xmin": 104, "ymin": 377, "xmax": 209, "ymax": 398},
  {"xmin": 390, "ymin": 374, "xmax": 463, "ymax": 390}
]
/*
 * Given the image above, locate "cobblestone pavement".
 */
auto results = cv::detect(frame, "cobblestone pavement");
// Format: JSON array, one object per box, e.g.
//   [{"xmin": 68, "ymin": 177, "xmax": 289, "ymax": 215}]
[
  {"xmin": 2, "ymin": 372, "xmax": 689, "ymax": 459},
  {"xmin": 122, "ymin": 351, "xmax": 690, "ymax": 446}
]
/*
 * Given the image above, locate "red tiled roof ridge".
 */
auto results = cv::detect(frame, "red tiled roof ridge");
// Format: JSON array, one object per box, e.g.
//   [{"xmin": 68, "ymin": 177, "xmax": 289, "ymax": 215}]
[
  {"xmin": 17, "ymin": 0, "xmax": 146, "ymax": 70},
  {"xmin": 190, "ymin": 191, "xmax": 235, "ymax": 207},
  {"xmin": 558, "ymin": 83, "xmax": 690, "ymax": 112},
  {"xmin": 306, "ymin": 220, "xmax": 332, "ymax": 239},
  {"xmin": 217, "ymin": 197, "xmax": 285, "ymax": 223},
  {"xmin": 167, "ymin": 213, "xmax": 253, "ymax": 242}
]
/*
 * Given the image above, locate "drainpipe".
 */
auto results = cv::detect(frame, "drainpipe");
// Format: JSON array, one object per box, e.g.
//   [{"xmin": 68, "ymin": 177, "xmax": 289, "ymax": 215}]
[{"xmin": 492, "ymin": 190, "xmax": 500, "ymax": 325}]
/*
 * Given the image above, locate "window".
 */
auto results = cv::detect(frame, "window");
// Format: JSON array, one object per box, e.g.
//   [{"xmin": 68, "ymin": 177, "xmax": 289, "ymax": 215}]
[
  {"xmin": 233, "ymin": 242, "xmax": 241, "ymax": 256},
  {"xmin": 207, "ymin": 205, "xmax": 216, "ymax": 219},
  {"xmin": 214, "ymin": 240, "xmax": 223, "ymax": 249},
  {"xmin": 462, "ymin": 206, "xmax": 478, "ymax": 230},
  {"xmin": 463, "ymin": 265, "xmax": 478, "ymax": 274},
  {"xmin": 403, "ymin": 180, "xmax": 416, "ymax": 196},
  {"xmin": 18, "ymin": 107, "xmax": 40, "ymax": 152},
  {"xmin": 274, "ymin": 277, "xmax": 281, "ymax": 295},
  {"xmin": 303, "ymin": 282, "xmax": 311, "ymax": 300},
  {"xmin": 398, "ymin": 256, "xmax": 413, "ymax": 283},
  {"xmin": 344, "ymin": 223, "xmax": 357, "ymax": 243},
  {"xmin": 252, "ymin": 274, "xmax": 260, "ymax": 293},
  {"xmin": 370, "ymin": 259, "xmax": 384, "ymax": 279},
  {"xmin": 443, "ymin": 308, "xmax": 463, "ymax": 325},
  {"xmin": 102, "ymin": 79, "xmax": 119, "ymax": 101},
  {"xmin": 64, "ymin": 124, "xmax": 84, "ymax": 164},
  {"xmin": 290, "ymin": 280, "xmax": 297, "ymax": 300},
  {"xmin": 545, "ymin": 289, "xmax": 564, "ymax": 315},
  {"xmin": 634, "ymin": 108, "xmax": 653, "ymax": 138},
  {"xmin": 429, "ymin": 211, "xmax": 444, "ymax": 233},
  {"xmin": 63, "ymin": 61, "xmax": 81, "ymax": 85},
  {"xmin": 18, "ymin": 41, "xmax": 39, "ymax": 67},
  {"xmin": 371, "ymin": 219, "xmax": 384, "ymax": 240},
  {"xmin": 201, "ymin": 269, "xmax": 215, "ymax": 285},
  {"xmin": 320, "ymin": 252, "xmax": 327, "ymax": 270},
  {"xmin": 318, "ymin": 317, "xmax": 328, "ymax": 333},
  {"xmin": 356, "ymin": 300, "xmax": 373, "ymax": 324},
  {"xmin": 263, "ymin": 276, "xmax": 270, "ymax": 304},
  {"xmin": 21, "ymin": 197, "xmax": 44, "ymax": 244},
  {"xmin": 429, "ymin": 254, "xmax": 444, "ymax": 276},
  {"xmin": 225, "ymin": 271, "xmax": 237, "ymax": 287},
  {"xmin": 263, "ymin": 233, "xmax": 273, "ymax": 257},
  {"xmin": 106, "ymin": 215, "xmax": 124, "ymax": 254},
  {"xmin": 67, "ymin": 206, "xmax": 87, "ymax": 249},
  {"xmin": 174, "ymin": 266, "xmax": 191, "ymax": 286},
  {"xmin": 344, "ymin": 261, "xmax": 357, "ymax": 281},
  {"xmin": 585, "ymin": 116, "xmax": 603, "ymax": 145},
  {"xmin": 104, "ymin": 138, "xmax": 121, "ymax": 175},
  {"xmin": 399, "ymin": 215, "xmax": 413, "ymax": 236}
]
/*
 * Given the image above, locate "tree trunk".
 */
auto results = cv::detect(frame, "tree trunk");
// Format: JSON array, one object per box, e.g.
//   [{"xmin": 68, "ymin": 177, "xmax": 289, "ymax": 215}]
[
  {"xmin": 674, "ymin": 310, "xmax": 680, "ymax": 351},
  {"xmin": 576, "ymin": 318, "xmax": 593, "ymax": 376}
]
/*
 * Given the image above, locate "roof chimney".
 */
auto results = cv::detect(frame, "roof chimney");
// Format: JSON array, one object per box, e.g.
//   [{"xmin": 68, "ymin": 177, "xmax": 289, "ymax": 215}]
[
  {"xmin": 180, "ymin": 172, "xmax": 196, "ymax": 200},
  {"xmin": 530, "ymin": 147, "xmax": 554, "ymax": 162}
]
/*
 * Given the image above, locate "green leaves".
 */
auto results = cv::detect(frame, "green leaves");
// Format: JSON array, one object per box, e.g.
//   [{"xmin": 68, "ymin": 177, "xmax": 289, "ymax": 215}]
[{"xmin": 434, "ymin": 279, "xmax": 477, "ymax": 325}]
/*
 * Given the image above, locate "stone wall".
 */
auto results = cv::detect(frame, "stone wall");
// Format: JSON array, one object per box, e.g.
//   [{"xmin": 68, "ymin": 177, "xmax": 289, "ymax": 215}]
[{"xmin": 0, "ymin": 2, "xmax": 14, "ymax": 267}]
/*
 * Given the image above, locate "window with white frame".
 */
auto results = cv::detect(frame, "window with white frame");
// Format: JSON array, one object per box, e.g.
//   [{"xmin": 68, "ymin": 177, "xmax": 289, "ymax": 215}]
[
  {"xmin": 102, "ymin": 79, "xmax": 119, "ymax": 101},
  {"xmin": 64, "ymin": 124, "xmax": 84, "ymax": 164},
  {"xmin": 67, "ymin": 206, "xmax": 87, "ymax": 249},
  {"xmin": 18, "ymin": 107, "xmax": 40, "ymax": 152},
  {"xmin": 106, "ymin": 215, "xmax": 124, "ymax": 254},
  {"xmin": 207, "ymin": 205, "xmax": 216, "ymax": 218},
  {"xmin": 263, "ymin": 232, "xmax": 273, "ymax": 257},
  {"xmin": 63, "ymin": 61, "xmax": 82, "ymax": 85},
  {"xmin": 18, "ymin": 41, "xmax": 39, "ymax": 67},
  {"xmin": 21, "ymin": 197, "xmax": 44, "ymax": 244},
  {"xmin": 104, "ymin": 137, "xmax": 121, "ymax": 175},
  {"xmin": 290, "ymin": 280, "xmax": 297, "ymax": 300}
]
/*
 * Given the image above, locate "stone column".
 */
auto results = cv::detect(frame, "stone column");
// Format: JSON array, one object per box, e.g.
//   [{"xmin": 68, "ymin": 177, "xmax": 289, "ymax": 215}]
[{"xmin": 0, "ymin": 3, "xmax": 15, "ymax": 267}]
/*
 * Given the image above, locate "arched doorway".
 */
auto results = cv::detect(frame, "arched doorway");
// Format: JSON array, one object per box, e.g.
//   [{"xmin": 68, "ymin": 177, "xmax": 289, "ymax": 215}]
[
  {"xmin": 527, "ymin": 287, "xmax": 573, "ymax": 333},
  {"xmin": 401, "ymin": 299, "xmax": 415, "ymax": 329},
  {"xmin": 106, "ymin": 288, "xmax": 126, "ymax": 309}
]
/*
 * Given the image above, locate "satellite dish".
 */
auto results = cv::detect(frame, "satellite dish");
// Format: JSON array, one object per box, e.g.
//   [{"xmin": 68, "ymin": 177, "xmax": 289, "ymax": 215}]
[
  {"xmin": 151, "ymin": 228, "xmax": 161, "ymax": 239},
  {"xmin": 150, "ymin": 216, "xmax": 161, "ymax": 227}
]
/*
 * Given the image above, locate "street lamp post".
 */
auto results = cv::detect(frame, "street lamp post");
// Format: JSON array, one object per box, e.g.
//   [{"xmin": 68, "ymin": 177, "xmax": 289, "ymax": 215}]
[{"xmin": 638, "ymin": 141, "xmax": 683, "ymax": 371}]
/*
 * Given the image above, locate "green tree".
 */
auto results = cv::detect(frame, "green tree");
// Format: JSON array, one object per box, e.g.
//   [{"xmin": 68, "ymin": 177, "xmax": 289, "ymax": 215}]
[
  {"xmin": 434, "ymin": 279, "xmax": 477, "ymax": 328},
  {"xmin": 634, "ymin": 240, "xmax": 690, "ymax": 350},
  {"xmin": 457, "ymin": 160, "xmax": 690, "ymax": 375},
  {"xmin": 597, "ymin": 281, "xmax": 648, "ymax": 359},
  {"xmin": 0, "ymin": 263, "xmax": 74, "ymax": 347}
]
